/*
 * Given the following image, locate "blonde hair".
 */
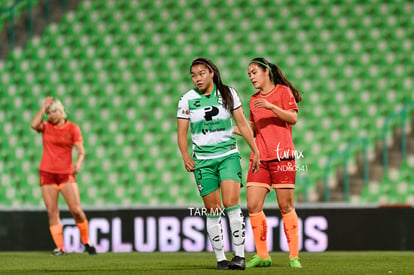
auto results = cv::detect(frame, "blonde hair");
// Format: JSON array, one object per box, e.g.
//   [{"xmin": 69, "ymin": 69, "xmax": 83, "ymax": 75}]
[{"xmin": 47, "ymin": 98, "xmax": 67, "ymax": 119}]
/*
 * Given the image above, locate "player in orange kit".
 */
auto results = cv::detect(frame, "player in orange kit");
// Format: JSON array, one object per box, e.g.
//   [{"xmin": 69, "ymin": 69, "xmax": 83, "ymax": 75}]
[
  {"xmin": 235, "ymin": 57, "xmax": 303, "ymax": 268},
  {"xmin": 31, "ymin": 97, "xmax": 96, "ymax": 256}
]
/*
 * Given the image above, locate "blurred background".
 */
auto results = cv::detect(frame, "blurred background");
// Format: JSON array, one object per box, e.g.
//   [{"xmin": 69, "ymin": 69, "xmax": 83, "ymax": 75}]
[{"xmin": 1, "ymin": 0, "xmax": 413, "ymax": 208}]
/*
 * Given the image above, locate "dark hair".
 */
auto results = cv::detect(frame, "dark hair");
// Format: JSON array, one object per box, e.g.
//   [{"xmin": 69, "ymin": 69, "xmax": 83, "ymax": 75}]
[
  {"xmin": 250, "ymin": 57, "xmax": 302, "ymax": 103},
  {"xmin": 190, "ymin": 57, "xmax": 234, "ymax": 111}
]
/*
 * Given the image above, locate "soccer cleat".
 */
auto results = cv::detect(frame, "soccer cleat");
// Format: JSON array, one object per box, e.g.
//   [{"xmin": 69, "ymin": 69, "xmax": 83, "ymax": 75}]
[
  {"xmin": 51, "ymin": 248, "xmax": 65, "ymax": 256},
  {"xmin": 246, "ymin": 254, "xmax": 272, "ymax": 268},
  {"xmin": 217, "ymin": 260, "xmax": 229, "ymax": 270},
  {"xmin": 84, "ymin": 241, "xmax": 97, "ymax": 255},
  {"xmin": 289, "ymin": 257, "xmax": 303, "ymax": 268},
  {"xmin": 229, "ymin": 256, "xmax": 245, "ymax": 270}
]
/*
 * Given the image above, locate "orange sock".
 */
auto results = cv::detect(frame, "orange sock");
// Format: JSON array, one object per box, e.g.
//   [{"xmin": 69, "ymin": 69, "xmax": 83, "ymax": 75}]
[
  {"xmin": 76, "ymin": 220, "xmax": 89, "ymax": 245},
  {"xmin": 282, "ymin": 210, "xmax": 299, "ymax": 258},
  {"xmin": 49, "ymin": 223, "xmax": 65, "ymax": 251},
  {"xmin": 249, "ymin": 211, "xmax": 269, "ymax": 259}
]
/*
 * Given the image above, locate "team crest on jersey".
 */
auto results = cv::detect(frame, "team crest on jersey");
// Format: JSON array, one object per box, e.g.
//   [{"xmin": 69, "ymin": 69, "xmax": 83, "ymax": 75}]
[{"xmin": 217, "ymin": 94, "xmax": 223, "ymax": 105}]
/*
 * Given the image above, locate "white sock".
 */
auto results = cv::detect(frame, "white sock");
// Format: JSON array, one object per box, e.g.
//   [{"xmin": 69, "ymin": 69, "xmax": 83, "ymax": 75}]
[
  {"xmin": 226, "ymin": 205, "xmax": 245, "ymax": 258},
  {"xmin": 206, "ymin": 214, "xmax": 226, "ymax": 262}
]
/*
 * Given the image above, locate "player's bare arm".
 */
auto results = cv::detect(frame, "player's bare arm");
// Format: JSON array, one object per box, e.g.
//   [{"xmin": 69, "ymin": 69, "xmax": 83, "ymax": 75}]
[
  {"xmin": 232, "ymin": 107, "xmax": 260, "ymax": 173},
  {"xmin": 177, "ymin": 118, "xmax": 196, "ymax": 172},
  {"xmin": 233, "ymin": 122, "xmax": 256, "ymax": 137},
  {"xmin": 73, "ymin": 143, "xmax": 85, "ymax": 174},
  {"xmin": 253, "ymin": 98, "xmax": 297, "ymax": 124},
  {"xmin": 31, "ymin": 96, "xmax": 54, "ymax": 131}
]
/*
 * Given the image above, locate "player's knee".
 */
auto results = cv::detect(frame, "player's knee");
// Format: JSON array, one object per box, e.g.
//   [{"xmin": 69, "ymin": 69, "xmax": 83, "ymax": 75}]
[
  {"xmin": 70, "ymin": 207, "xmax": 85, "ymax": 221},
  {"xmin": 222, "ymin": 197, "xmax": 239, "ymax": 209},
  {"xmin": 247, "ymin": 204, "xmax": 261, "ymax": 214},
  {"xmin": 247, "ymin": 198, "xmax": 263, "ymax": 214},
  {"xmin": 279, "ymin": 203, "xmax": 294, "ymax": 215}
]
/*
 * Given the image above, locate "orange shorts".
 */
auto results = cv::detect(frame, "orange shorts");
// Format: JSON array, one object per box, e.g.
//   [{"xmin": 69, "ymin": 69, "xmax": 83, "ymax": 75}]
[
  {"xmin": 39, "ymin": 170, "xmax": 76, "ymax": 190},
  {"xmin": 246, "ymin": 159, "xmax": 296, "ymax": 190}
]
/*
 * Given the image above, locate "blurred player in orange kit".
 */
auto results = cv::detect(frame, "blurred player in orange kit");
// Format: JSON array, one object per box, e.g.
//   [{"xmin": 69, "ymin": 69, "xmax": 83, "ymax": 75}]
[
  {"xmin": 235, "ymin": 57, "xmax": 303, "ymax": 268},
  {"xmin": 31, "ymin": 96, "xmax": 96, "ymax": 256}
]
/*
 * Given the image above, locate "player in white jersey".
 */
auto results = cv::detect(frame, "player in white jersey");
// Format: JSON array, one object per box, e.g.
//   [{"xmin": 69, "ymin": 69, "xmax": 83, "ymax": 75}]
[{"xmin": 177, "ymin": 57, "xmax": 260, "ymax": 270}]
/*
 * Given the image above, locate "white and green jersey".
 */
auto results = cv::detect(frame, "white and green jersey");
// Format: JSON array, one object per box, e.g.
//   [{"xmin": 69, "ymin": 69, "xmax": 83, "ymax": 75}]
[{"xmin": 177, "ymin": 85, "xmax": 242, "ymax": 160}]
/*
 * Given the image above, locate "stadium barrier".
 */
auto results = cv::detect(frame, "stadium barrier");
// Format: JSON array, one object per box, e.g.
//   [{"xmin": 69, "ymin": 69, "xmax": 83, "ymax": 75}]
[
  {"xmin": 1, "ymin": 0, "xmax": 35, "ymax": 49},
  {"xmin": 0, "ymin": 205, "xmax": 413, "ymax": 252},
  {"xmin": 323, "ymin": 137, "xmax": 369, "ymax": 202},
  {"xmin": 382, "ymin": 100, "xmax": 414, "ymax": 172},
  {"xmin": 0, "ymin": 0, "xmax": 71, "ymax": 54},
  {"xmin": 323, "ymin": 99, "xmax": 414, "ymax": 202}
]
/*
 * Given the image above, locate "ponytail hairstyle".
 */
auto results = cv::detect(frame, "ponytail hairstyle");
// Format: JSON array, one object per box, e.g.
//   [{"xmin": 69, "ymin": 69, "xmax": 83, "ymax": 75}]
[
  {"xmin": 250, "ymin": 57, "xmax": 302, "ymax": 103},
  {"xmin": 190, "ymin": 57, "xmax": 234, "ymax": 111}
]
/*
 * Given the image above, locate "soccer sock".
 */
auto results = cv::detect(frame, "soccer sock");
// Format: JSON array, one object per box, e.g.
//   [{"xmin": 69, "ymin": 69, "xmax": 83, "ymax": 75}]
[
  {"xmin": 49, "ymin": 223, "xmax": 65, "ymax": 251},
  {"xmin": 206, "ymin": 213, "xmax": 226, "ymax": 262},
  {"xmin": 282, "ymin": 210, "xmax": 299, "ymax": 259},
  {"xmin": 225, "ymin": 205, "xmax": 245, "ymax": 258},
  {"xmin": 76, "ymin": 220, "xmax": 89, "ymax": 245},
  {"xmin": 249, "ymin": 211, "xmax": 269, "ymax": 259}
]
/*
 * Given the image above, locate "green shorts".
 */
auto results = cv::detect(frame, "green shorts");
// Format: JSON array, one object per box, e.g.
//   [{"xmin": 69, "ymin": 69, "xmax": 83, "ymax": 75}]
[{"xmin": 193, "ymin": 153, "xmax": 243, "ymax": 197}]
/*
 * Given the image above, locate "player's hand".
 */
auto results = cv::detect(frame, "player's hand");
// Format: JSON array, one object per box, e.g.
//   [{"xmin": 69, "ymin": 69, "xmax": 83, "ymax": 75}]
[
  {"xmin": 183, "ymin": 155, "xmax": 196, "ymax": 172},
  {"xmin": 251, "ymin": 150, "xmax": 260, "ymax": 173},
  {"xmin": 43, "ymin": 96, "xmax": 54, "ymax": 109},
  {"xmin": 72, "ymin": 163, "xmax": 81, "ymax": 174},
  {"xmin": 253, "ymin": 98, "xmax": 273, "ymax": 110}
]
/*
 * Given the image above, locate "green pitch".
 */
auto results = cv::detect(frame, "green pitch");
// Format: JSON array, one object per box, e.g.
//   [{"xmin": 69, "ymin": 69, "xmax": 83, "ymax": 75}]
[{"xmin": 0, "ymin": 251, "xmax": 413, "ymax": 274}]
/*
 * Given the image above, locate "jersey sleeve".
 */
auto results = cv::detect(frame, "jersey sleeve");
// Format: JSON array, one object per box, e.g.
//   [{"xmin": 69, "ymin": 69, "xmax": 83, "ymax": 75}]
[
  {"xmin": 72, "ymin": 123, "xmax": 83, "ymax": 144},
  {"xmin": 230, "ymin": 87, "xmax": 242, "ymax": 110},
  {"xmin": 281, "ymin": 86, "xmax": 298, "ymax": 111},
  {"xmin": 39, "ymin": 121, "xmax": 48, "ymax": 132},
  {"xmin": 177, "ymin": 94, "xmax": 190, "ymax": 119}
]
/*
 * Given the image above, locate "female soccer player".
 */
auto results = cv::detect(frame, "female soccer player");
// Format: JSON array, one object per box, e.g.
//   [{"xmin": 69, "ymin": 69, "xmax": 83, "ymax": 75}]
[
  {"xmin": 31, "ymin": 97, "xmax": 96, "ymax": 256},
  {"xmin": 238, "ymin": 57, "xmax": 303, "ymax": 268},
  {"xmin": 177, "ymin": 57, "xmax": 260, "ymax": 270}
]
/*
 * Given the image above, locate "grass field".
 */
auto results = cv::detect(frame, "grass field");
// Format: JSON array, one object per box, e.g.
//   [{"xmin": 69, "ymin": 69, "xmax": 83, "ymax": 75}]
[{"xmin": 0, "ymin": 251, "xmax": 413, "ymax": 274}]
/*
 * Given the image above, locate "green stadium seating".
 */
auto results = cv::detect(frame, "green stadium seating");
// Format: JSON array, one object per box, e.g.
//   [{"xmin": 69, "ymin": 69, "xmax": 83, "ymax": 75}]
[
  {"xmin": 360, "ymin": 156, "xmax": 414, "ymax": 204},
  {"xmin": 0, "ymin": 0, "xmax": 413, "ymax": 206},
  {"xmin": 1, "ymin": 0, "xmax": 37, "ymax": 30}
]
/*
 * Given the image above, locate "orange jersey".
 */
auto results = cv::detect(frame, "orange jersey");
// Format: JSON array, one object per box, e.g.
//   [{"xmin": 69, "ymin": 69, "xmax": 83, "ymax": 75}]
[
  {"xmin": 39, "ymin": 120, "xmax": 83, "ymax": 174},
  {"xmin": 249, "ymin": 84, "xmax": 298, "ymax": 161}
]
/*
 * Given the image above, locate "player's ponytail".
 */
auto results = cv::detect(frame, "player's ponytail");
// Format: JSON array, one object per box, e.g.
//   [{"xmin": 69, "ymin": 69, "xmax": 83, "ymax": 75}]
[
  {"xmin": 191, "ymin": 57, "xmax": 234, "ymax": 111},
  {"xmin": 251, "ymin": 57, "xmax": 302, "ymax": 103}
]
